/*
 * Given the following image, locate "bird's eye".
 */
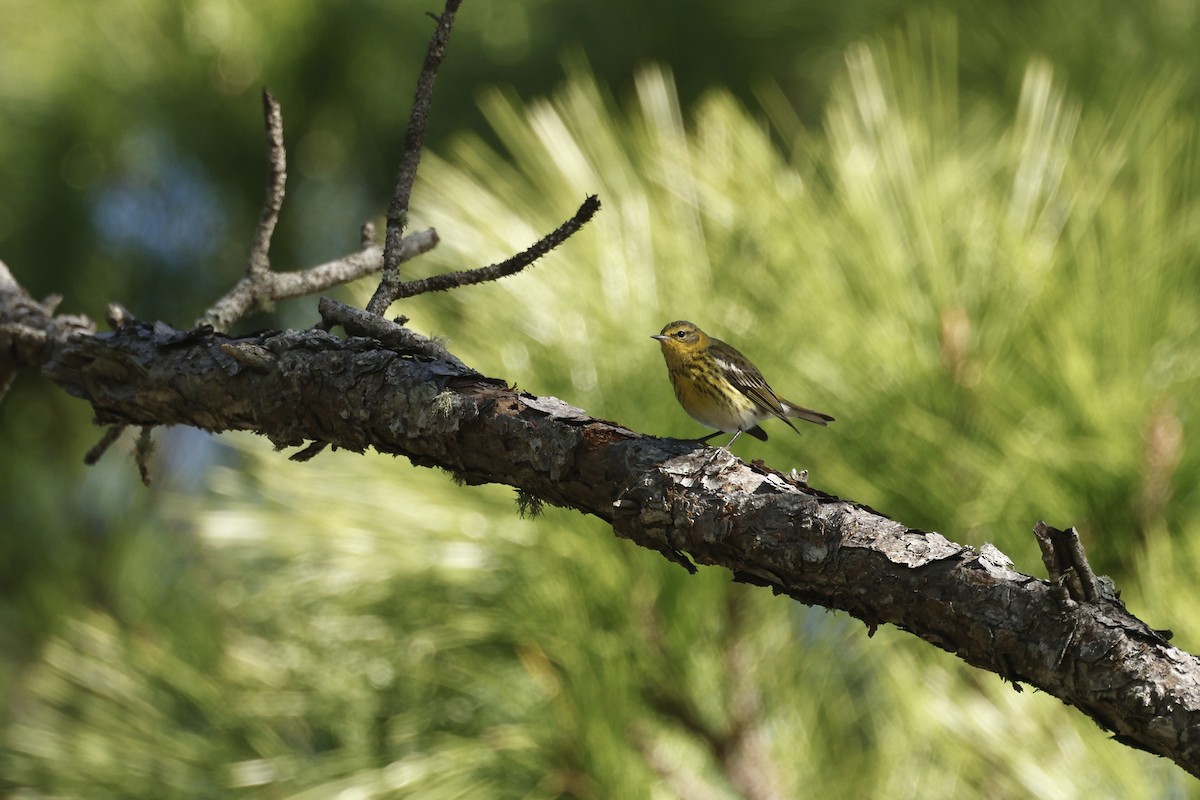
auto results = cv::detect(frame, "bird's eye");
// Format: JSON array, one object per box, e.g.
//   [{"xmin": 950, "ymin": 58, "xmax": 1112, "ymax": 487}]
[{"xmin": 674, "ymin": 331, "xmax": 687, "ymax": 339}]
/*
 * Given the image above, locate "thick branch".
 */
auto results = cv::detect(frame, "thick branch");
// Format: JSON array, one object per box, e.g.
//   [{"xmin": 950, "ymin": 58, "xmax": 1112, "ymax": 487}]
[
  {"xmin": 0, "ymin": 274, "xmax": 1195, "ymax": 776},
  {"xmin": 0, "ymin": 260, "xmax": 93, "ymax": 402}
]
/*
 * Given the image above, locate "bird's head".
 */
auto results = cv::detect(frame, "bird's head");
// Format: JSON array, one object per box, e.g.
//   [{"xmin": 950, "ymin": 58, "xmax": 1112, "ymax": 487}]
[{"xmin": 652, "ymin": 320, "xmax": 709, "ymax": 355}]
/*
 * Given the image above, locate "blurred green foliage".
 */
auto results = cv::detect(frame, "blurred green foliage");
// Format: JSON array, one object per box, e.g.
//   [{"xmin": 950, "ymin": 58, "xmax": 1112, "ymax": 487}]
[{"xmin": 4, "ymin": 0, "xmax": 1200, "ymax": 797}]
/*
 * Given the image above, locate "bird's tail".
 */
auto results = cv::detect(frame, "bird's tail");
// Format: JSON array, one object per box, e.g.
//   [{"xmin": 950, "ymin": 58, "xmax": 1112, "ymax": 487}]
[{"xmin": 781, "ymin": 401, "xmax": 835, "ymax": 426}]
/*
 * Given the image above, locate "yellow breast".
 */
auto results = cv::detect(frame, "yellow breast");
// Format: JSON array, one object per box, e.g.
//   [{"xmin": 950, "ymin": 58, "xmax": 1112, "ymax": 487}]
[{"xmin": 666, "ymin": 355, "xmax": 761, "ymax": 433}]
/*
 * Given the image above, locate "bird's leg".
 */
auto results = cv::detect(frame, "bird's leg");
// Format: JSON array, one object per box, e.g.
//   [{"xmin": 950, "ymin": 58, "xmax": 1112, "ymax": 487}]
[
  {"xmin": 697, "ymin": 429, "xmax": 743, "ymax": 468},
  {"xmin": 695, "ymin": 430, "xmax": 744, "ymax": 449}
]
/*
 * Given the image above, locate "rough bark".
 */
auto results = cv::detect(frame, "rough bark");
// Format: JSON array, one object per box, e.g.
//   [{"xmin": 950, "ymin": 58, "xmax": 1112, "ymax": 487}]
[{"xmin": 3, "ymin": 262, "xmax": 1200, "ymax": 777}]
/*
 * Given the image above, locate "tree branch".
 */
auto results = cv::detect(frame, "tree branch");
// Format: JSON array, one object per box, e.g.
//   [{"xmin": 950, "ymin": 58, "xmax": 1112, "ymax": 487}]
[
  {"xmin": 3, "ymin": 264, "xmax": 1198, "ymax": 777},
  {"xmin": 248, "ymin": 89, "xmax": 287, "ymax": 278},
  {"xmin": 366, "ymin": 0, "xmax": 463, "ymax": 316},
  {"xmin": 196, "ymin": 229, "xmax": 439, "ymax": 331},
  {"xmin": 193, "ymin": 87, "xmax": 441, "ymax": 333},
  {"xmin": 394, "ymin": 194, "xmax": 601, "ymax": 299},
  {"xmin": 83, "ymin": 423, "xmax": 127, "ymax": 466},
  {"xmin": 0, "ymin": 260, "xmax": 93, "ymax": 404}
]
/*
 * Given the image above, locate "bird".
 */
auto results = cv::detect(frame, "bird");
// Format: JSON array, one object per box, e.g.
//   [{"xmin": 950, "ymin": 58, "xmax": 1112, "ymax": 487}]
[{"xmin": 651, "ymin": 320, "xmax": 834, "ymax": 450}]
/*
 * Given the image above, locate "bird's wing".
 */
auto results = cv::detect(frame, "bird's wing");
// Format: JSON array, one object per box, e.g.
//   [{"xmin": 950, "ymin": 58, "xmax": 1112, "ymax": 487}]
[{"xmin": 709, "ymin": 347, "xmax": 790, "ymax": 420}]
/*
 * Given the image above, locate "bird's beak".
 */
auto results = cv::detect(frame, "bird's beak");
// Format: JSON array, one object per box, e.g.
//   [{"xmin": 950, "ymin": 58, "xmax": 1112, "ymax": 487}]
[{"xmin": 651, "ymin": 334, "xmax": 668, "ymax": 341}]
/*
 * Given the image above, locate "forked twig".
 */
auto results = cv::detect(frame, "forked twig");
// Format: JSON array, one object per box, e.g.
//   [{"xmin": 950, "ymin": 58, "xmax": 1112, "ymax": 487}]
[
  {"xmin": 366, "ymin": 0, "xmax": 463, "ymax": 316},
  {"xmin": 197, "ymin": 85, "xmax": 443, "ymax": 332},
  {"xmin": 199, "ymin": 230, "xmax": 440, "ymax": 331},
  {"xmin": 1033, "ymin": 521, "xmax": 1103, "ymax": 603}
]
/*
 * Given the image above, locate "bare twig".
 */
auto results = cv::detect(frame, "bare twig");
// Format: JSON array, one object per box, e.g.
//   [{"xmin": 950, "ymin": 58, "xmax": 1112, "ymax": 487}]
[
  {"xmin": 135, "ymin": 426, "xmax": 154, "ymax": 486},
  {"xmin": 395, "ymin": 195, "xmax": 602, "ymax": 299},
  {"xmin": 249, "ymin": 89, "xmax": 287, "ymax": 277},
  {"xmin": 197, "ymin": 228, "xmax": 439, "ymax": 330},
  {"xmin": 0, "ymin": 260, "xmax": 18, "ymax": 293},
  {"xmin": 84, "ymin": 424, "xmax": 127, "ymax": 465},
  {"xmin": 105, "ymin": 302, "xmax": 134, "ymax": 330},
  {"xmin": 276, "ymin": 231, "xmax": 440, "ymax": 299},
  {"xmin": 195, "ymin": 83, "xmax": 440, "ymax": 332},
  {"xmin": 290, "ymin": 441, "xmax": 329, "ymax": 462},
  {"xmin": 317, "ymin": 296, "xmax": 471, "ymax": 369},
  {"xmin": 366, "ymin": 0, "xmax": 463, "ymax": 316},
  {"xmin": 1034, "ymin": 521, "xmax": 1103, "ymax": 603}
]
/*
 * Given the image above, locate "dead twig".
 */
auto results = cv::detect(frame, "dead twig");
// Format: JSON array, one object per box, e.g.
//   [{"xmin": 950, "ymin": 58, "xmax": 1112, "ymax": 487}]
[
  {"xmin": 317, "ymin": 296, "xmax": 471, "ymax": 369},
  {"xmin": 395, "ymin": 195, "xmax": 602, "ymax": 299},
  {"xmin": 366, "ymin": 0, "xmax": 463, "ymax": 316},
  {"xmin": 197, "ymin": 229, "xmax": 439, "ymax": 331},
  {"xmin": 135, "ymin": 426, "xmax": 155, "ymax": 486},
  {"xmin": 84, "ymin": 424, "xmax": 127, "ymax": 466},
  {"xmin": 196, "ymin": 89, "xmax": 440, "ymax": 332},
  {"xmin": 1034, "ymin": 521, "xmax": 1100, "ymax": 603},
  {"xmin": 248, "ymin": 89, "xmax": 287, "ymax": 278}
]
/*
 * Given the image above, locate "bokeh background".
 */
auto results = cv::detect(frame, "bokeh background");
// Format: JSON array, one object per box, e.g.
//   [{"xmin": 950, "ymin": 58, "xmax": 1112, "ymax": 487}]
[{"xmin": 4, "ymin": 0, "xmax": 1200, "ymax": 796}]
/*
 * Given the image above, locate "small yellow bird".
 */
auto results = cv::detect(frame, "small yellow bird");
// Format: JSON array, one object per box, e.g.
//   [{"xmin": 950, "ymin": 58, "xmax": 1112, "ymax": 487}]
[{"xmin": 652, "ymin": 320, "xmax": 834, "ymax": 450}]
